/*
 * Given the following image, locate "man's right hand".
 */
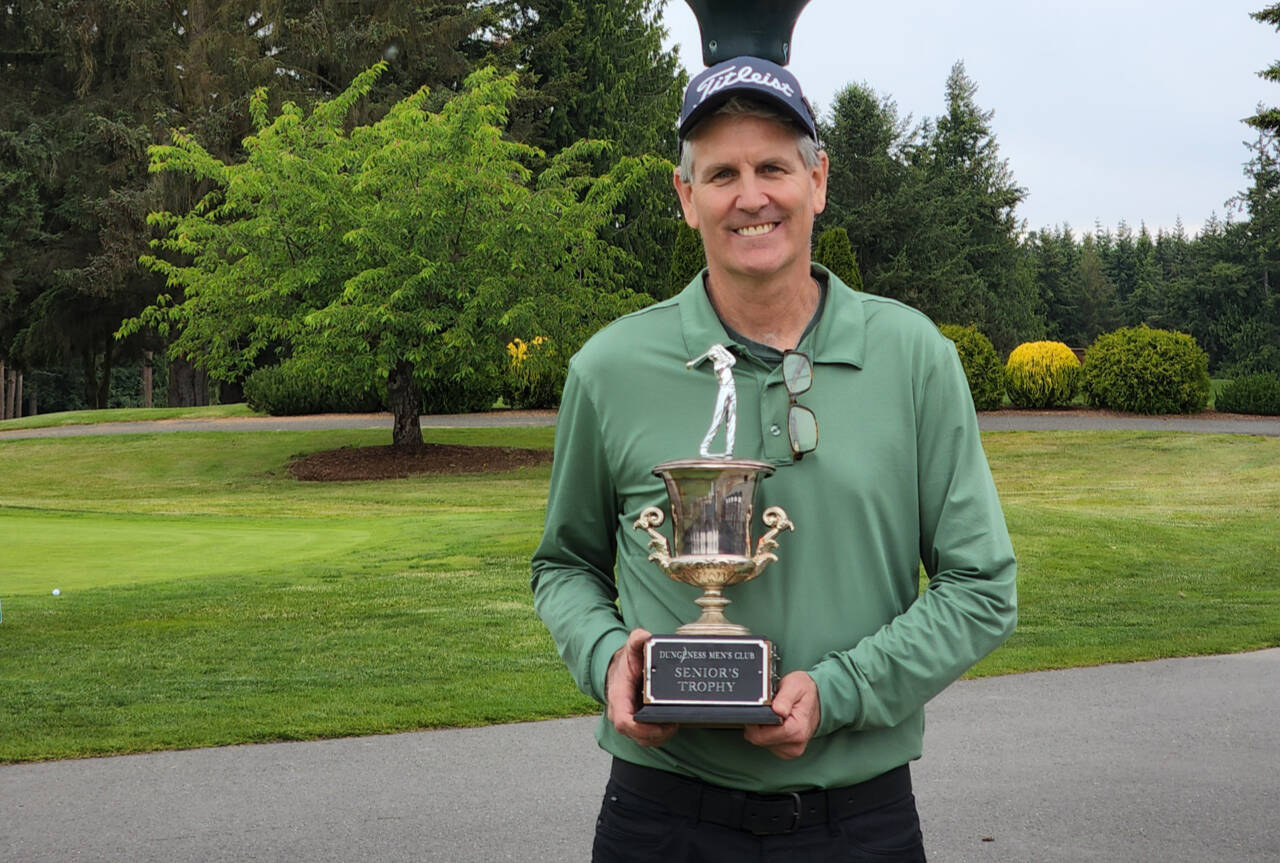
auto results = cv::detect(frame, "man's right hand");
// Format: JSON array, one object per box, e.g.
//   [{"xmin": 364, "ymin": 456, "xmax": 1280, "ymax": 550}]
[{"xmin": 605, "ymin": 628, "xmax": 678, "ymax": 747}]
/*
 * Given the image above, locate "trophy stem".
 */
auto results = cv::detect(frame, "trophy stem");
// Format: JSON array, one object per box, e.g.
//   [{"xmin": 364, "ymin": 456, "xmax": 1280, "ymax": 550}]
[{"xmin": 676, "ymin": 588, "xmax": 752, "ymax": 636}]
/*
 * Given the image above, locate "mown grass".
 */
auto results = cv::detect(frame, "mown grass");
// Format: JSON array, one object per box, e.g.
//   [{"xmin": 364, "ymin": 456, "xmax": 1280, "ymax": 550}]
[
  {"xmin": 1, "ymin": 427, "xmax": 1277, "ymax": 763},
  {"xmin": 974, "ymin": 431, "xmax": 1279, "ymax": 673},
  {"xmin": 0, "ymin": 402, "xmax": 258, "ymax": 431}
]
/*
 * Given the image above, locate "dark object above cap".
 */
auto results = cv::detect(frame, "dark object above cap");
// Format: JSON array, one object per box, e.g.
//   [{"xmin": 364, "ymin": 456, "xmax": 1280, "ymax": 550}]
[
  {"xmin": 679, "ymin": 57, "xmax": 817, "ymax": 142},
  {"xmin": 685, "ymin": 0, "xmax": 812, "ymax": 66}
]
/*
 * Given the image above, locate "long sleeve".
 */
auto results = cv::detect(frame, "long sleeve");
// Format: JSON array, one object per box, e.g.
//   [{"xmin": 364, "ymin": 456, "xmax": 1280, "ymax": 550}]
[
  {"xmin": 808, "ymin": 339, "xmax": 1018, "ymax": 735},
  {"xmin": 530, "ymin": 362, "xmax": 630, "ymax": 703}
]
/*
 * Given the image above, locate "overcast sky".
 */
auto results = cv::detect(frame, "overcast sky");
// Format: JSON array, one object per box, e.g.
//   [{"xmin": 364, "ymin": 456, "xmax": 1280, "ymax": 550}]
[{"xmin": 662, "ymin": 1, "xmax": 1280, "ymax": 237}]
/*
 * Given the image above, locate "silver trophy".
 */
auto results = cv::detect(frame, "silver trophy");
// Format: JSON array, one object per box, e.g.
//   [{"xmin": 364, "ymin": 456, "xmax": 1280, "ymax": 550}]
[{"xmin": 632, "ymin": 345, "xmax": 794, "ymax": 725}]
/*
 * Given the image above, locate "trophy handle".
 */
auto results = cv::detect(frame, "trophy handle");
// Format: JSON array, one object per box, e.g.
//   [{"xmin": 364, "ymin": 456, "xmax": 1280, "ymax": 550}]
[
  {"xmin": 633, "ymin": 506, "xmax": 672, "ymax": 568},
  {"xmin": 751, "ymin": 506, "xmax": 794, "ymax": 572}
]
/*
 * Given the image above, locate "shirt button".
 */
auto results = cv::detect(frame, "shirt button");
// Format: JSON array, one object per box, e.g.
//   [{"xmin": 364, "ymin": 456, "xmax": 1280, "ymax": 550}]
[{"xmin": 769, "ymin": 424, "xmax": 782, "ymax": 436}]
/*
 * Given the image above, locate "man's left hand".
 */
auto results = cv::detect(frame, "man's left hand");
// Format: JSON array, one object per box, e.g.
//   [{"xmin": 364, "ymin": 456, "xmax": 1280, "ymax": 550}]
[{"xmin": 743, "ymin": 671, "xmax": 821, "ymax": 760}]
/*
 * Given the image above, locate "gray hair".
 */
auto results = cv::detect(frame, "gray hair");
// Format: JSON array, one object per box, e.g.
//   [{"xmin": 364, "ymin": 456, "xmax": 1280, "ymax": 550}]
[{"xmin": 678, "ymin": 96, "xmax": 823, "ymax": 184}]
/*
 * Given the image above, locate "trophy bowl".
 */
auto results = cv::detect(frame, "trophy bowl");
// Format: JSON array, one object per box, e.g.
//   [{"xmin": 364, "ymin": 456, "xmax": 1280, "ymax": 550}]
[
  {"xmin": 631, "ymin": 457, "xmax": 795, "ymax": 724},
  {"xmin": 634, "ymin": 458, "xmax": 794, "ymax": 636}
]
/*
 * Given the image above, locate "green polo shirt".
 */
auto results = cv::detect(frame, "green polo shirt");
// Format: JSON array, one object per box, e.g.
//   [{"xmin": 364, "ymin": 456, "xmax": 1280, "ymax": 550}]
[{"xmin": 531, "ymin": 266, "xmax": 1017, "ymax": 793}]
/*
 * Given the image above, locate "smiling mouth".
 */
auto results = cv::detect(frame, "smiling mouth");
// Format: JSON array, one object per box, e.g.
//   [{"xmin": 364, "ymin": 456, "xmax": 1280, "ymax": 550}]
[{"xmin": 734, "ymin": 223, "xmax": 778, "ymax": 237}]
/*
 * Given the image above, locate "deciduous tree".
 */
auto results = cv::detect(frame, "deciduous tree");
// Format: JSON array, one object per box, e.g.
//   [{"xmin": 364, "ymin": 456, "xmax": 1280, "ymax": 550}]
[{"xmin": 124, "ymin": 65, "xmax": 663, "ymax": 445}]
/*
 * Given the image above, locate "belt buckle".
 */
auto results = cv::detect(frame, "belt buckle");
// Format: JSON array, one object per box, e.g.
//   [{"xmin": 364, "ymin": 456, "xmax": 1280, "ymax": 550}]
[{"xmin": 746, "ymin": 791, "xmax": 803, "ymax": 836}]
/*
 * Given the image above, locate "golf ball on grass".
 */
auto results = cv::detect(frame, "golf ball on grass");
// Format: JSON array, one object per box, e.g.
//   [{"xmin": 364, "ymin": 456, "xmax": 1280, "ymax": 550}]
[{"xmin": 52, "ymin": 588, "xmax": 60, "ymax": 596}]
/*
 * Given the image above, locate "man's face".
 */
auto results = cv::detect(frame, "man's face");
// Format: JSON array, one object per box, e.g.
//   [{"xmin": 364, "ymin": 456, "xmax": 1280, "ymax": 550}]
[{"xmin": 674, "ymin": 112, "xmax": 828, "ymax": 286}]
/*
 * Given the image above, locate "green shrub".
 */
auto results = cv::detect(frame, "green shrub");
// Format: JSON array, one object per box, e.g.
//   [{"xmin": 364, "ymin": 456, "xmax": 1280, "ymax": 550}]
[
  {"xmin": 244, "ymin": 360, "xmax": 384, "ymax": 415},
  {"xmin": 1224, "ymin": 345, "xmax": 1280, "ymax": 378},
  {"xmin": 1082, "ymin": 326, "xmax": 1210, "ymax": 414},
  {"xmin": 1005, "ymin": 341, "xmax": 1080, "ymax": 408},
  {"xmin": 939, "ymin": 324, "xmax": 1005, "ymax": 410},
  {"xmin": 419, "ymin": 372, "xmax": 500, "ymax": 415},
  {"xmin": 1214, "ymin": 373, "xmax": 1280, "ymax": 415}
]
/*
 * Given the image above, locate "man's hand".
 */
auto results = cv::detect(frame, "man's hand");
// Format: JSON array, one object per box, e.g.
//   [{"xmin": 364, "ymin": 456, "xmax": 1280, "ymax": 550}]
[
  {"xmin": 743, "ymin": 671, "xmax": 821, "ymax": 759},
  {"xmin": 605, "ymin": 628, "xmax": 678, "ymax": 748}
]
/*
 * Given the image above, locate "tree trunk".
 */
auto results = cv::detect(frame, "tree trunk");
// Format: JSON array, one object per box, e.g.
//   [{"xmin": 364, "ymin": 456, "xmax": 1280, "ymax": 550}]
[
  {"xmin": 142, "ymin": 351, "xmax": 153, "ymax": 408},
  {"xmin": 82, "ymin": 347, "xmax": 99, "ymax": 408},
  {"xmin": 96, "ymin": 340, "xmax": 114, "ymax": 410},
  {"xmin": 219, "ymin": 378, "xmax": 244, "ymax": 404},
  {"xmin": 167, "ymin": 356, "xmax": 209, "ymax": 407},
  {"xmin": 27, "ymin": 379, "xmax": 36, "ymax": 416},
  {"xmin": 0, "ymin": 360, "xmax": 7, "ymax": 419},
  {"xmin": 12, "ymin": 372, "xmax": 22, "ymax": 419},
  {"xmin": 4, "ymin": 366, "xmax": 15, "ymax": 419},
  {"xmin": 386, "ymin": 360, "xmax": 423, "ymax": 448}
]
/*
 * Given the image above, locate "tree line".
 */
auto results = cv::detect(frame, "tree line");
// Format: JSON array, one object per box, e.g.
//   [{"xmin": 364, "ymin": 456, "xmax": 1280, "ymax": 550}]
[
  {"xmin": 816, "ymin": 58, "xmax": 1280, "ymax": 373},
  {"xmin": 3, "ymin": 2, "xmax": 1279, "ymax": 425},
  {"xmin": 1, "ymin": 0, "xmax": 684, "ymax": 421}
]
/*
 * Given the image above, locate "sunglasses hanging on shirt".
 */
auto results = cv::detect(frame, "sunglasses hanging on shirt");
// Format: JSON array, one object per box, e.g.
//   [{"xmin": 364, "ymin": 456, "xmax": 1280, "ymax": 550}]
[{"xmin": 781, "ymin": 350, "xmax": 817, "ymax": 460}]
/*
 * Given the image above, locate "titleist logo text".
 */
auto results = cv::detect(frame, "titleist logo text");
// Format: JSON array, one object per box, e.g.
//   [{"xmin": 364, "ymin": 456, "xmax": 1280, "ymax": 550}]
[{"xmin": 696, "ymin": 65, "xmax": 795, "ymax": 104}]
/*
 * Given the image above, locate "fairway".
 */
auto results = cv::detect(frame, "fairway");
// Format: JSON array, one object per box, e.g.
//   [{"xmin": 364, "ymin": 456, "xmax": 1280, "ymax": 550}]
[
  {"xmin": 1, "ymin": 425, "xmax": 1278, "ymax": 763},
  {"xmin": 3, "ymin": 508, "xmax": 386, "ymax": 595}
]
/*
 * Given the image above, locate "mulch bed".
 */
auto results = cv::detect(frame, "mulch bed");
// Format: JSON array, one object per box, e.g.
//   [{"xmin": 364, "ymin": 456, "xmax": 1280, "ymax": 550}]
[
  {"xmin": 289, "ymin": 443, "xmax": 552, "ymax": 482},
  {"xmin": 287, "ymin": 407, "xmax": 1269, "ymax": 482}
]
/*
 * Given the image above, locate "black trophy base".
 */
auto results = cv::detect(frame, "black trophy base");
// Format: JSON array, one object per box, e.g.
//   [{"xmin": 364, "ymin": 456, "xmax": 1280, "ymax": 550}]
[
  {"xmin": 635, "ymin": 634, "xmax": 781, "ymax": 727},
  {"xmin": 634, "ymin": 703, "xmax": 781, "ymax": 726}
]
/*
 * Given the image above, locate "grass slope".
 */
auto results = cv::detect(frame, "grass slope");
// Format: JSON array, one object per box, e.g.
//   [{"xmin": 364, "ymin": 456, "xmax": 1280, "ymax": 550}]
[{"xmin": 0, "ymin": 403, "xmax": 258, "ymax": 432}]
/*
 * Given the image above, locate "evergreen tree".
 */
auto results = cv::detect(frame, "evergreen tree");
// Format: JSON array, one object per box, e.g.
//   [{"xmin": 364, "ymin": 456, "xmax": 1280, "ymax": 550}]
[
  {"xmin": 274, "ymin": 1, "xmax": 493, "ymax": 119},
  {"xmin": 1248, "ymin": 3, "xmax": 1280, "ymax": 134},
  {"xmin": 813, "ymin": 227, "xmax": 862, "ymax": 290},
  {"xmin": 1104, "ymin": 222, "xmax": 1140, "ymax": 313},
  {"xmin": 817, "ymin": 65, "xmax": 1041, "ymax": 351},
  {"xmin": 1025, "ymin": 226, "xmax": 1080, "ymax": 343},
  {"xmin": 492, "ymin": 1, "xmax": 686, "ymax": 302},
  {"xmin": 1071, "ymin": 235, "xmax": 1122, "ymax": 347},
  {"xmin": 1124, "ymin": 225, "xmax": 1165, "ymax": 327},
  {"xmin": 818, "ymin": 81, "xmax": 917, "ymax": 260},
  {"xmin": 908, "ymin": 62, "xmax": 1040, "ymax": 351},
  {"xmin": 1, "ymin": 0, "xmax": 340, "ymax": 405},
  {"xmin": 1233, "ymin": 3, "xmax": 1280, "ymax": 371},
  {"xmin": 0, "ymin": 1, "xmax": 219, "ymax": 406},
  {"xmin": 664, "ymin": 222, "xmax": 705, "ymax": 299},
  {"xmin": 499, "ymin": 0, "xmax": 683, "ymax": 158},
  {"xmin": 1224, "ymin": 131, "xmax": 1280, "ymax": 373}
]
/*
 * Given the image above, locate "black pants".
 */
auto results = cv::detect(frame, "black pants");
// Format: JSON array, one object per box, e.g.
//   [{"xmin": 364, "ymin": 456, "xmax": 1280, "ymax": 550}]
[{"xmin": 593, "ymin": 761, "xmax": 927, "ymax": 862}]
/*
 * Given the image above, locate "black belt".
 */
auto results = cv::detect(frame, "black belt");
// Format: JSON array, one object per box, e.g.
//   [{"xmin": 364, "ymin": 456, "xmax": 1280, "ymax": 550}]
[{"xmin": 609, "ymin": 758, "xmax": 911, "ymax": 837}]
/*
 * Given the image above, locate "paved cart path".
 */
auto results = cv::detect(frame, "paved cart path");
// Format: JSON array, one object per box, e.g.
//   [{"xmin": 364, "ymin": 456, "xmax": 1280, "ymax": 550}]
[
  {"xmin": 0, "ymin": 410, "xmax": 558, "ymax": 440},
  {"xmin": 2, "ymin": 650, "xmax": 1277, "ymax": 862},
  {"xmin": 2, "ymin": 409, "xmax": 1278, "ymax": 439}
]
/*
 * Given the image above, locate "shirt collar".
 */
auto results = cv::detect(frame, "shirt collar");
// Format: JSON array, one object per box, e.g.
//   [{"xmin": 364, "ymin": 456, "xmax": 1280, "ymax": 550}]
[{"xmin": 676, "ymin": 263, "xmax": 864, "ymax": 369}]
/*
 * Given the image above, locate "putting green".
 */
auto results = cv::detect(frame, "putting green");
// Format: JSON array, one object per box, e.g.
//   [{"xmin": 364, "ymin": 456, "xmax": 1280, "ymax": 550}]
[{"xmin": 1, "ymin": 507, "xmax": 389, "ymax": 595}]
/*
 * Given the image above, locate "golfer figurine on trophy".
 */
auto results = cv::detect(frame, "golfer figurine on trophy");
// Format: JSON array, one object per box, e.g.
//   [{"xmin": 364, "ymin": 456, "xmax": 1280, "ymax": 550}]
[{"xmin": 631, "ymin": 344, "xmax": 794, "ymax": 725}]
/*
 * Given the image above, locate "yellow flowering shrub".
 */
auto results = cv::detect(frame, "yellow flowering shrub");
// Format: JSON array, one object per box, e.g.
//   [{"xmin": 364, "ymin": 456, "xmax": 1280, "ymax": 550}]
[
  {"xmin": 503, "ymin": 336, "xmax": 562, "ymax": 408},
  {"xmin": 1005, "ymin": 341, "xmax": 1081, "ymax": 408}
]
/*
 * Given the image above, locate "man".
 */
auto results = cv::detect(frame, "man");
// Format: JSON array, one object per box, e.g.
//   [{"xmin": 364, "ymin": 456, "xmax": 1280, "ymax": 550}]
[{"xmin": 531, "ymin": 56, "xmax": 1017, "ymax": 862}]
